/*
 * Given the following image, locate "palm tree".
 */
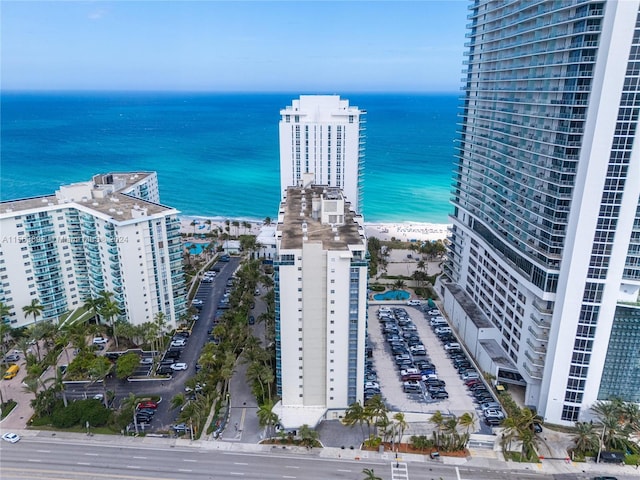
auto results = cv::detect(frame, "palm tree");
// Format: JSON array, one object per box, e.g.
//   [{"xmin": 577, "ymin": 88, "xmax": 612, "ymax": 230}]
[
  {"xmin": 361, "ymin": 468, "xmax": 382, "ymax": 480},
  {"xmin": 232, "ymin": 220, "xmax": 240, "ymax": 238},
  {"xmin": 429, "ymin": 410, "xmax": 445, "ymax": 447},
  {"xmin": 190, "ymin": 220, "xmax": 197, "ymax": 236},
  {"xmin": 344, "ymin": 401, "xmax": 368, "ymax": 442},
  {"xmin": 0, "ymin": 301, "xmax": 12, "ymax": 324},
  {"xmin": 98, "ymin": 291, "xmax": 121, "ymax": 349},
  {"xmin": 84, "ymin": 296, "xmax": 103, "ymax": 323},
  {"xmin": 23, "ymin": 298, "xmax": 44, "ymax": 324},
  {"xmin": 205, "ymin": 219, "xmax": 212, "ymax": 232},
  {"xmin": 572, "ymin": 422, "xmax": 600, "ymax": 456},
  {"xmin": 392, "ymin": 279, "xmax": 406, "ymax": 290},
  {"xmin": 459, "ymin": 411, "xmax": 476, "ymax": 435},
  {"xmin": 393, "ymin": 412, "xmax": 408, "ymax": 446},
  {"xmin": 263, "ymin": 216, "xmax": 272, "ymax": 226},
  {"xmin": 257, "ymin": 399, "xmax": 279, "ymax": 438}
]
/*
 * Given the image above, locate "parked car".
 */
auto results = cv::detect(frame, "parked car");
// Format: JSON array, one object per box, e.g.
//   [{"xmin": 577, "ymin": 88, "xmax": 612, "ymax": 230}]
[
  {"xmin": 156, "ymin": 365, "xmax": 173, "ymax": 375},
  {"xmin": 92, "ymin": 337, "xmax": 108, "ymax": 345},
  {"xmin": 4, "ymin": 353, "xmax": 20, "ymax": 362},
  {"xmin": 403, "ymin": 381, "xmax": 422, "ymax": 393},
  {"xmin": 430, "ymin": 391, "xmax": 449, "ymax": 399},
  {"xmin": 407, "ymin": 300, "xmax": 422, "ymax": 306},
  {"xmin": 170, "ymin": 362, "xmax": 188, "ymax": 371},
  {"xmin": 137, "ymin": 401, "xmax": 158, "ymax": 409}
]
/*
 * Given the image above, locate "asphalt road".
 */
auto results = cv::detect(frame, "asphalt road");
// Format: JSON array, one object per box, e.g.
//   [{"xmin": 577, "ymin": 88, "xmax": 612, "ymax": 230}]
[{"xmin": 1, "ymin": 434, "xmax": 620, "ymax": 480}]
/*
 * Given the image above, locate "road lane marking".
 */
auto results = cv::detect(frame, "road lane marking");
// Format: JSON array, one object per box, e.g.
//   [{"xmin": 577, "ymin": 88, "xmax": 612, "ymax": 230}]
[
  {"xmin": 27, "ymin": 459, "xmax": 41, "ymax": 462},
  {"xmin": 337, "ymin": 469, "xmax": 351, "ymax": 472},
  {"xmin": 178, "ymin": 469, "xmax": 193, "ymax": 472},
  {"xmin": 183, "ymin": 459, "xmax": 197, "ymax": 462},
  {"xmin": 85, "ymin": 453, "xmax": 99, "ymax": 456},
  {"xmin": 282, "ymin": 476, "xmax": 296, "ymax": 479},
  {"xmin": 36, "ymin": 450, "xmax": 51, "ymax": 453},
  {"xmin": 285, "ymin": 465, "xmax": 300, "ymax": 468},
  {"xmin": 229, "ymin": 473, "xmax": 245, "ymax": 476},
  {"xmin": 234, "ymin": 462, "xmax": 249, "ymax": 465},
  {"xmin": 127, "ymin": 465, "xmax": 141, "ymax": 469},
  {"xmin": 133, "ymin": 456, "xmax": 147, "ymax": 459},
  {"xmin": 78, "ymin": 462, "xmax": 91, "ymax": 465}
]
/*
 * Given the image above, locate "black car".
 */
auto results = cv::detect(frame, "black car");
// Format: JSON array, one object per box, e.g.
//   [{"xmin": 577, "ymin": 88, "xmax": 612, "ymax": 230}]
[
  {"xmin": 156, "ymin": 365, "xmax": 173, "ymax": 375},
  {"xmin": 430, "ymin": 391, "xmax": 449, "ymax": 399},
  {"xmin": 485, "ymin": 417, "xmax": 502, "ymax": 426}
]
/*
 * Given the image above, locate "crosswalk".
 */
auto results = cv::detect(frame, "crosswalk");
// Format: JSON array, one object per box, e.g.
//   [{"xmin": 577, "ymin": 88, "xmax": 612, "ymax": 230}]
[{"xmin": 390, "ymin": 461, "xmax": 409, "ymax": 480}]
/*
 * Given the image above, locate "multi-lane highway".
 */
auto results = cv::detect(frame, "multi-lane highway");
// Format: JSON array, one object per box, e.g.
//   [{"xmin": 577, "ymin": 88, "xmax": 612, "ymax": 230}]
[{"xmin": 2, "ymin": 434, "xmax": 634, "ymax": 480}]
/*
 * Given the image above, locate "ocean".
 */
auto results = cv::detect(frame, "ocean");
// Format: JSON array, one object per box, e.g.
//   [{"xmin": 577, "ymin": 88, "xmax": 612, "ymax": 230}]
[{"xmin": 0, "ymin": 92, "xmax": 459, "ymax": 224}]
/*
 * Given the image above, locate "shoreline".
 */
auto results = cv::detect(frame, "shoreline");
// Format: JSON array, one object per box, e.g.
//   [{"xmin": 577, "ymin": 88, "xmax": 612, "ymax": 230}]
[{"xmin": 178, "ymin": 215, "xmax": 450, "ymax": 242}]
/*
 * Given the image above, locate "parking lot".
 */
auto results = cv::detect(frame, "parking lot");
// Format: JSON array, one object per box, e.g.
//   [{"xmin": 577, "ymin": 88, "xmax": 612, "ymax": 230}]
[{"xmin": 367, "ymin": 302, "xmax": 500, "ymax": 432}]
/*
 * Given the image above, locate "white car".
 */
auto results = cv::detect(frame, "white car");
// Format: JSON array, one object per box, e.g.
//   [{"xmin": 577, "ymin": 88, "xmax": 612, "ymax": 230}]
[
  {"xmin": 2, "ymin": 432, "xmax": 20, "ymax": 443},
  {"xmin": 170, "ymin": 362, "xmax": 188, "ymax": 371},
  {"xmin": 484, "ymin": 409, "xmax": 505, "ymax": 419},
  {"xmin": 170, "ymin": 340, "xmax": 186, "ymax": 348},
  {"xmin": 92, "ymin": 337, "xmax": 108, "ymax": 345},
  {"xmin": 192, "ymin": 299, "xmax": 203, "ymax": 306},
  {"xmin": 407, "ymin": 300, "xmax": 422, "ymax": 306}
]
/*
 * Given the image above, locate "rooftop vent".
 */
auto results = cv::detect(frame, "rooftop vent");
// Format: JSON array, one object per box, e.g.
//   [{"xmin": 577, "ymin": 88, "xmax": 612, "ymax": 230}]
[{"xmin": 92, "ymin": 202, "xmax": 99, "ymax": 206}]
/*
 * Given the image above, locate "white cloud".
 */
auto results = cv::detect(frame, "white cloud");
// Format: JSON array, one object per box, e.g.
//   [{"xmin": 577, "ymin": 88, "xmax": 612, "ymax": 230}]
[{"xmin": 88, "ymin": 8, "xmax": 108, "ymax": 20}]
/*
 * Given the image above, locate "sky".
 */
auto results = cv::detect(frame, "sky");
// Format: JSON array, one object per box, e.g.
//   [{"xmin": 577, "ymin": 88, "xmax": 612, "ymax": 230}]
[{"xmin": 1, "ymin": 1, "xmax": 469, "ymax": 92}]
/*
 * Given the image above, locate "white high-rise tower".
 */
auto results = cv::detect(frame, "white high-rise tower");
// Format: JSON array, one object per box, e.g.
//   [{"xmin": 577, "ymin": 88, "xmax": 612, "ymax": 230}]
[
  {"xmin": 279, "ymin": 95, "xmax": 366, "ymax": 213},
  {"xmin": 439, "ymin": 0, "xmax": 640, "ymax": 425}
]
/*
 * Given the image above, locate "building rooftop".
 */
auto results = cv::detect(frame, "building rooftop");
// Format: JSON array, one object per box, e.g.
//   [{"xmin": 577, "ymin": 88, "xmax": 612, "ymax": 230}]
[
  {"xmin": 0, "ymin": 172, "xmax": 177, "ymax": 222},
  {"xmin": 479, "ymin": 339, "xmax": 517, "ymax": 370},
  {"xmin": 277, "ymin": 185, "xmax": 365, "ymax": 251},
  {"xmin": 446, "ymin": 282, "xmax": 494, "ymax": 329}
]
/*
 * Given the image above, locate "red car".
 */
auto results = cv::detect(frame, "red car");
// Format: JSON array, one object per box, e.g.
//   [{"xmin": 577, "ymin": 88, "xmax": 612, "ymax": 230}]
[{"xmin": 137, "ymin": 401, "xmax": 158, "ymax": 410}]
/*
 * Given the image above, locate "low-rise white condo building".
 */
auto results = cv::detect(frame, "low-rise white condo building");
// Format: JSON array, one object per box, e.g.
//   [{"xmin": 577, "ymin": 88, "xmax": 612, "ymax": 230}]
[
  {"xmin": 279, "ymin": 95, "xmax": 366, "ymax": 213},
  {"xmin": 273, "ymin": 179, "xmax": 368, "ymax": 428},
  {"xmin": 0, "ymin": 172, "xmax": 187, "ymax": 328}
]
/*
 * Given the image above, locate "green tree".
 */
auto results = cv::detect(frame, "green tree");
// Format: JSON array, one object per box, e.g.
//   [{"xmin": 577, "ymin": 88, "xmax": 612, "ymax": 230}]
[
  {"xmin": 116, "ymin": 352, "xmax": 140, "ymax": 379},
  {"xmin": 572, "ymin": 421, "xmax": 600, "ymax": 456},
  {"xmin": 22, "ymin": 298, "xmax": 44, "ymax": 324},
  {"xmin": 429, "ymin": 410, "xmax": 445, "ymax": 447},
  {"xmin": 98, "ymin": 291, "xmax": 121, "ymax": 349},
  {"xmin": 257, "ymin": 399, "xmax": 279, "ymax": 438},
  {"xmin": 393, "ymin": 412, "xmax": 408, "ymax": 446},
  {"xmin": 459, "ymin": 411, "xmax": 476, "ymax": 434},
  {"xmin": 361, "ymin": 468, "xmax": 382, "ymax": 480},
  {"xmin": 298, "ymin": 424, "xmax": 319, "ymax": 447},
  {"xmin": 344, "ymin": 401, "xmax": 368, "ymax": 442}
]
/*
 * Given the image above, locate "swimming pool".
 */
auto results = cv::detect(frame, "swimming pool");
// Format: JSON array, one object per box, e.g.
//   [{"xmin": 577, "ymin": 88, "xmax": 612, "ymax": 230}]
[
  {"xmin": 373, "ymin": 289, "xmax": 411, "ymax": 301},
  {"xmin": 184, "ymin": 242, "xmax": 208, "ymax": 255}
]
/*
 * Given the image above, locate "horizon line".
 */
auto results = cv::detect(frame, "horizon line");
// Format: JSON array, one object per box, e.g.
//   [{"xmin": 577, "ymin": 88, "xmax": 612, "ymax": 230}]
[{"xmin": 1, "ymin": 89, "xmax": 463, "ymax": 96}]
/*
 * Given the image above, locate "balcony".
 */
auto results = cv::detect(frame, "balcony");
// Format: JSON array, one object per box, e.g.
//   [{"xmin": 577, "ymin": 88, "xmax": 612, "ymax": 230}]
[
  {"xmin": 523, "ymin": 362, "xmax": 542, "ymax": 380},
  {"xmin": 530, "ymin": 314, "xmax": 550, "ymax": 329},
  {"xmin": 526, "ymin": 337, "xmax": 547, "ymax": 355},
  {"xmin": 528, "ymin": 325, "xmax": 548, "ymax": 341},
  {"xmin": 524, "ymin": 349, "xmax": 545, "ymax": 367}
]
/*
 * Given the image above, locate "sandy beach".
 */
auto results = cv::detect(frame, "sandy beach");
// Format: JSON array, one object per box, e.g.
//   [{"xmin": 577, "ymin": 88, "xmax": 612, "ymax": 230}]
[{"xmin": 179, "ymin": 215, "xmax": 450, "ymax": 243}]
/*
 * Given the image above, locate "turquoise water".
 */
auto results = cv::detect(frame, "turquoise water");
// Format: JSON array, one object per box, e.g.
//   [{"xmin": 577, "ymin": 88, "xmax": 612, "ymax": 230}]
[
  {"xmin": 373, "ymin": 290, "xmax": 411, "ymax": 301},
  {"xmin": 183, "ymin": 242, "xmax": 208, "ymax": 255},
  {"xmin": 0, "ymin": 92, "xmax": 459, "ymax": 223}
]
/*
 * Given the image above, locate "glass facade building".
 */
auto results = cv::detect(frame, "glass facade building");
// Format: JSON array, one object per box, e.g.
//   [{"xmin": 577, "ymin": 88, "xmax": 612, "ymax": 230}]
[{"xmin": 439, "ymin": 0, "xmax": 640, "ymax": 425}]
